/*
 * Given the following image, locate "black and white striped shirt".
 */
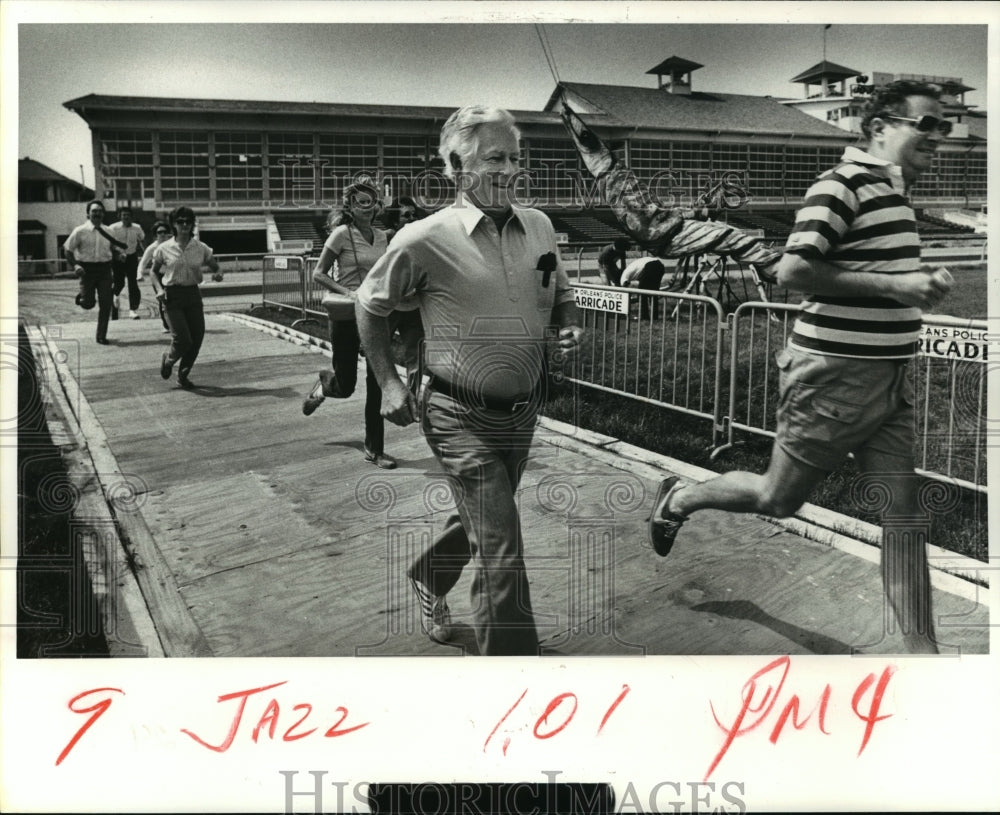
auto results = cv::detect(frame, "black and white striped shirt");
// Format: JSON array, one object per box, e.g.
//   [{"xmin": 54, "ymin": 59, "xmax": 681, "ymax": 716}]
[{"xmin": 784, "ymin": 146, "xmax": 922, "ymax": 359}]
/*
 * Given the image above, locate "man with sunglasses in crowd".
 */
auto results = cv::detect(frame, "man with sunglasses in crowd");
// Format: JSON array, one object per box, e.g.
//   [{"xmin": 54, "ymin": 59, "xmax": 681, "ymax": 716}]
[{"xmin": 648, "ymin": 80, "xmax": 953, "ymax": 655}]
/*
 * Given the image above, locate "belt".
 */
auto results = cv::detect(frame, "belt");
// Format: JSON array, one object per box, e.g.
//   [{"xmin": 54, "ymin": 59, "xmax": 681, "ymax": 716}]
[{"xmin": 427, "ymin": 374, "xmax": 541, "ymax": 413}]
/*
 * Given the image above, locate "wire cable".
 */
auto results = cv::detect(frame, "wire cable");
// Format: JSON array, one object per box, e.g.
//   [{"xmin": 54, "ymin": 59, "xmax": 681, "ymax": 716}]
[{"xmin": 534, "ymin": 23, "xmax": 560, "ymax": 85}]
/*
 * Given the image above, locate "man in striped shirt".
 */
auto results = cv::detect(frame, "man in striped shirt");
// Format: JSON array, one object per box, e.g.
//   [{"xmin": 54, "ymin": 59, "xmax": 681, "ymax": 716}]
[{"xmin": 648, "ymin": 81, "xmax": 953, "ymax": 654}]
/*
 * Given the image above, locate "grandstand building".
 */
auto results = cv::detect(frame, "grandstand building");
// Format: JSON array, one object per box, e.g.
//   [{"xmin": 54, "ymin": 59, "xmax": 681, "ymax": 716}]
[
  {"xmin": 57, "ymin": 56, "xmax": 987, "ymax": 254},
  {"xmin": 782, "ymin": 60, "xmax": 986, "ymax": 143}
]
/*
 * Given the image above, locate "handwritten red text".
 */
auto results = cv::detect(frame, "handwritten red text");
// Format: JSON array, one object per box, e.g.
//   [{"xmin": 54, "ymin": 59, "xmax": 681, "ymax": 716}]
[
  {"xmin": 484, "ymin": 684, "xmax": 630, "ymax": 755},
  {"xmin": 56, "ymin": 687, "xmax": 126, "ymax": 766},
  {"xmin": 180, "ymin": 681, "xmax": 369, "ymax": 753},
  {"xmin": 705, "ymin": 655, "xmax": 896, "ymax": 780}
]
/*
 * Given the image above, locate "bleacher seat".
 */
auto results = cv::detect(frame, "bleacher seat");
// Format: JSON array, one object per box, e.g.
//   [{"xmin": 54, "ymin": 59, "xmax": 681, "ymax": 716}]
[{"xmin": 273, "ymin": 215, "xmax": 327, "ymax": 245}]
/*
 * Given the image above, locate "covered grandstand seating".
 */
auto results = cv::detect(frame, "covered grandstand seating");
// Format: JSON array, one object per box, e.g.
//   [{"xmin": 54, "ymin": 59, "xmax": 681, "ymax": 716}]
[
  {"xmin": 273, "ymin": 214, "xmax": 326, "ymax": 245},
  {"xmin": 916, "ymin": 210, "xmax": 978, "ymax": 236}
]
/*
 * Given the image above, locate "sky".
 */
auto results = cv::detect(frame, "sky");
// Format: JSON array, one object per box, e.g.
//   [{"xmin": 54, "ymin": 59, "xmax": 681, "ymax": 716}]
[{"xmin": 4, "ymin": 2, "xmax": 995, "ymax": 190}]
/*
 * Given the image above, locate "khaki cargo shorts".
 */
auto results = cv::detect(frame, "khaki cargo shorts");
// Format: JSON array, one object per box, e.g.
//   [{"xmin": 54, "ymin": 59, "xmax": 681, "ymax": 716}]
[{"xmin": 774, "ymin": 343, "xmax": 916, "ymax": 472}]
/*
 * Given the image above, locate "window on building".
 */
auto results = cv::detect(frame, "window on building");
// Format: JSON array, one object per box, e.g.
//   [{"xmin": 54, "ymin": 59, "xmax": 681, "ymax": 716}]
[
  {"xmin": 99, "ymin": 130, "xmax": 155, "ymax": 204},
  {"xmin": 317, "ymin": 134, "xmax": 379, "ymax": 206},
  {"xmin": 159, "ymin": 131, "xmax": 210, "ymax": 202},
  {"xmin": 785, "ymin": 146, "xmax": 822, "ymax": 199},
  {"xmin": 747, "ymin": 144, "xmax": 784, "ymax": 199},
  {"xmin": 216, "ymin": 132, "xmax": 264, "ymax": 202},
  {"xmin": 630, "ymin": 139, "xmax": 681, "ymax": 205},
  {"xmin": 913, "ymin": 149, "xmax": 986, "ymax": 201},
  {"xmin": 630, "ymin": 139, "xmax": 670, "ymax": 184},
  {"xmin": 381, "ymin": 135, "xmax": 430, "ymax": 198},
  {"xmin": 267, "ymin": 133, "xmax": 315, "ymax": 207},
  {"xmin": 525, "ymin": 137, "xmax": 583, "ymax": 207}
]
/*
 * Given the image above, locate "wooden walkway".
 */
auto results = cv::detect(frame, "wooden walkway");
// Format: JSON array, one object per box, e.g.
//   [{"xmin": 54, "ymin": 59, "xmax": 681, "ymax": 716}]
[{"xmin": 32, "ymin": 313, "xmax": 990, "ymax": 657}]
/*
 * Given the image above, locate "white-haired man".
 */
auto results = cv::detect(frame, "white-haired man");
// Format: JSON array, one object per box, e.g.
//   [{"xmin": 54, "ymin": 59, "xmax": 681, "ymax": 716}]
[{"xmin": 357, "ymin": 105, "xmax": 584, "ymax": 656}]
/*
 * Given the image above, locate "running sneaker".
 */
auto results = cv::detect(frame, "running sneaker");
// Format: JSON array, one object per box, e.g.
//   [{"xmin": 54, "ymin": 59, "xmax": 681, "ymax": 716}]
[
  {"xmin": 648, "ymin": 475, "xmax": 688, "ymax": 557},
  {"xmin": 409, "ymin": 577, "xmax": 452, "ymax": 643}
]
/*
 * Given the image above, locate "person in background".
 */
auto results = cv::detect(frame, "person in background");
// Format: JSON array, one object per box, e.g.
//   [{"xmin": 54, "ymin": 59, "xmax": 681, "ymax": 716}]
[
  {"xmin": 137, "ymin": 219, "xmax": 172, "ymax": 333},
  {"xmin": 385, "ymin": 195, "xmax": 425, "ymax": 240},
  {"xmin": 387, "ymin": 195, "xmax": 427, "ymax": 394},
  {"xmin": 64, "ymin": 199, "xmax": 127, "ymax": 345},
  {"xmin": 647, "ymin": 80, "xmax": 954, "ymax": 654},
  {"xmin": 108, "ymin": 206, "xmax": 146, "ymax": 320},
  {"xmin": 300, "ymin": 179, "xmax": 397, "ymax": 470},
  {"xmin": 150, "ymin": 207, "xmax": 221, "ymax": 389},
  {"xmin": 619, "ymin": 255, "xmax": 667, "ymax": 319},
  {"xmin": 597, "ymin": 236, "xmax": 629, "ymax": 286},
  {"xmin": 357, "ymin": 104, "xmax": 584, "ymax": 655}
]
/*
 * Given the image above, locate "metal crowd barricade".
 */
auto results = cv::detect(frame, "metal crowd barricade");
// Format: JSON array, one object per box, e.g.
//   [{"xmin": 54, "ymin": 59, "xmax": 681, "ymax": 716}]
[
  {"xmin": 568, "ymin": 284, "xmax": 728, "ymax": 447},
  {"xmin": 261, "ymin": 254, "xmax": 310, "ymax": 322},
  {"xmin": 912, "ymin": 314, "xmax": 988, "ymax": 494},
  {"xmin": 213, "ymin": 252, "xmax": 268, "ymax": 272},
  {"xmin": 301, "ymin": 256, "xmax": 333, "ymax": 321},
  {"xmin": 712, "ymin": 301, "xmax": 801, "ymax": 458},
  {"xmin": 717, "ymin": 301, "xmax": 988, "ymax": 495}
]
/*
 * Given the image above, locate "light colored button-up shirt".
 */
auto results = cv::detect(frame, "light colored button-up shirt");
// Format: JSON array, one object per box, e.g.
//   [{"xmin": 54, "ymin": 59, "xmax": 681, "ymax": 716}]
[
  {"xmin": 108, "ymin": 221, "xmax": 146, "ymax": 256},
  {"xmin": 64, "ymin": 222, "xmax": 115, "ymax": 264},
  {"xmin": 358, "ymin": 202, "xmax": 575, "ymax": 398},
  {"xmin": 153, "ymin": 238, "xmax": 215, "ymax": 287}
]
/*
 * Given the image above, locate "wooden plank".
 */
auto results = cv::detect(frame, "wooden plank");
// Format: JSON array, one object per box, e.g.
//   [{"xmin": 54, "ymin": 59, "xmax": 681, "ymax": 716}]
[
  {"xmin": 26, "ymin": 326, "xmax": 164, "ymax": 657},
  {"xmin": 37, "ymin": 327, "xmax": 213, "ymax": 657}
]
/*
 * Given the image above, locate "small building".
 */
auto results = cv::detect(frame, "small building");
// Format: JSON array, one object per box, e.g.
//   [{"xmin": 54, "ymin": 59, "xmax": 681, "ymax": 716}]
[
  {"xmin": 18, "ymin": 157, "xmax": 95, "ymax": 265},
  {"xmin": 782, "ymin": 63, "xmax": 985, "ymax": 143}
]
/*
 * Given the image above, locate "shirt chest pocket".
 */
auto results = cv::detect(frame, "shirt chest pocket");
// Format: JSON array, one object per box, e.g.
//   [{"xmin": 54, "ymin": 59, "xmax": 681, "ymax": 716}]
[{"xmin": 535, "ymin": 274, "xmax": 556, "ymax": 312}]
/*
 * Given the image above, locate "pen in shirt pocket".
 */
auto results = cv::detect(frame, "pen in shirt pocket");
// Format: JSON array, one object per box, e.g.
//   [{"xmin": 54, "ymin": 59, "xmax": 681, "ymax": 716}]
[{"xmin": 537, "ymin": 252, "xmax": 557, "ymax": 287}]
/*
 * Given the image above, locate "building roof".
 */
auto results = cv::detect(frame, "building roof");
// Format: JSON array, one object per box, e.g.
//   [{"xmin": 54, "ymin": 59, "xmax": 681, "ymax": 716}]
[
  {"xmin": 20, "ymin": 157, "xmax": 82, "ymax": 185},
  {"xmin": 790, "ymin": 61, "xmax": 862, "ymax": 84},
  {"xmin": 546, "ymin": 81, "xmax": 852, "ymax": 138},
  {"xmin": 62, "ymin": 93, "xmax": 557, "ymax": 126},
  {"xmin": 646, "ymin": 56, "xmax": 704, "ymax": 75}
]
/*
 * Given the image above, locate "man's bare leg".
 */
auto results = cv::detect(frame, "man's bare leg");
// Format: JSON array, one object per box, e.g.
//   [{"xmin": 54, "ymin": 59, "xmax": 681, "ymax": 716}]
[{"xmin": 668, "ymin": 443, "xmax": 829, "ymax": 519}]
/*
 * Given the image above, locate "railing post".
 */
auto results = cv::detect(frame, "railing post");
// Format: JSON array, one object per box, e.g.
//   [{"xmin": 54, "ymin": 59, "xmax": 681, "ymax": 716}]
[{"xmin": 299, "ymin": 255, "xmax": 309, "ymax": 323}]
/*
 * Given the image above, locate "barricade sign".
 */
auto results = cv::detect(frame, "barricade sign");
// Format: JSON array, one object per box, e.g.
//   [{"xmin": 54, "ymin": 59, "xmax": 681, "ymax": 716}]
[
  {"xmin": 263, "ymin": 254, "xmax": 302, "ymax": 272},
  {"xmin": 573, "ymin": 288, "xmax": 629, "ymax": 315},
  {"xmin": 918, "ymin": 324, "xmax": 989, "ymax": 363}
]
